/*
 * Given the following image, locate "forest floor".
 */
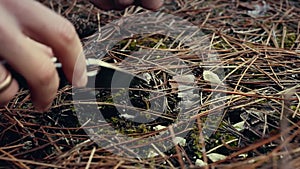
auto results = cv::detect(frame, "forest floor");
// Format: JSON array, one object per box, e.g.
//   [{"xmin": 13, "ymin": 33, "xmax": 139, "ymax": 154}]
[{"xmin": 1, "ymin": 0, "xmax": 300, "ymax": 168}]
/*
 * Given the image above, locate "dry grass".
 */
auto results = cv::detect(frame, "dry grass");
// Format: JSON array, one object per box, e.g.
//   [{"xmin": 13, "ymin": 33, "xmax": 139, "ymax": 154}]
[{"xmin": 1, "ymin": 0, "xmax": 300, "ymax": 168}]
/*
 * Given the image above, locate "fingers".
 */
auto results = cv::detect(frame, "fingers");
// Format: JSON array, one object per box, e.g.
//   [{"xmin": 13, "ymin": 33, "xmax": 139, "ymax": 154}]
[
  {"xmin": 0, "ymin": 37, "xmax": 53, "ymax": 106},
  {"xmin": 89, "ymin": 0, "xmax": 115, "ymax": 10},
  {"xmin": 26, "ymin": 37, "xmax": 54, "ymax": 57},
  {"xmin": 3, "ymin": 0, "xmax": 87, "ymax": 88},
  {"xmin": 0, "ymin": 64, "xmax": 19, "ymax": 106},
  {"xmin": 90, "ymin": 0, "xmax": 164, "ymax": 10},
  {"xmin": 89, "ymin": 0, "xmax": 133, "ymax": 10},
  {"xmin": 0, "ymin": 0, "xmax": 86, "ymax": 111},
  {"xmin": 140, "ymin": 0, "xmax": 164, "ymax": 10},
  {"xmin": 0, "ymin": 29, "xmax": 60, "ymax": 110},
  {"xmin": 114, "ymin": 0, "xmax": 134, "ymax": 9}
]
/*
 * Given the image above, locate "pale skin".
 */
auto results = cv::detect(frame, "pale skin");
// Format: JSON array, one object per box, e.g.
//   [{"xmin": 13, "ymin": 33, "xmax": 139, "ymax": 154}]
[{"xmin": 0, "ymin": 0, "xmax": 164, "ymax": 111}]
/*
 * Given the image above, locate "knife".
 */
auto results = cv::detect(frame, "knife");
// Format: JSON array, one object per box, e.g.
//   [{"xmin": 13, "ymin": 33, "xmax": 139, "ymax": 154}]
[{"xmin": 53, "ymin": 57, "xmax": 149, "ymax": 88}]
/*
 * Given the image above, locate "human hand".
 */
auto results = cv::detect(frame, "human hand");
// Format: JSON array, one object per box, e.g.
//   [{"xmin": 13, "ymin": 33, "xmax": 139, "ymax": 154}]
[
  {"xmin": 90, "ymin": 0, "xmax": 164, "ymax": 11},
  {"xmin": 0, "ymin": 0, "xmax": 87, "ymax": 111}
]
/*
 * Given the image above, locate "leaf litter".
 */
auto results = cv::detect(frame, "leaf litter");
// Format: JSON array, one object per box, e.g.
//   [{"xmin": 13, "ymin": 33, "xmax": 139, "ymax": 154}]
[{"xmin": 1, "ymin": 0, "xmax": 300, "ymax": 168}]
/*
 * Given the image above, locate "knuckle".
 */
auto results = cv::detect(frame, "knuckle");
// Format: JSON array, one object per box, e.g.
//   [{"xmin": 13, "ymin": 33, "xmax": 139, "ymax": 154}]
[
  {"xmin": 56, "ymin": 18, "xmax": 78, "ymax": 44},
  {"xmin": 116, "ymin": 0, "xmax": 134, "ymax": 6}
]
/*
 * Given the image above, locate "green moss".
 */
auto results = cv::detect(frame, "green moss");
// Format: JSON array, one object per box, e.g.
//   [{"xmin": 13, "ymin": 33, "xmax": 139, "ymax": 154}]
[
  {"xmin": 284, "ymin": 33, "xmax": 297, "ymax": 48},
  {"xmin": 275, "ymin": 32, "xmax": 297, "ymax": 48},
  {"xmin": 213, "ymin": 38, "xmax": 233, "ymax": 50},
  {"xmin": 189, "ymin": 120, "xmax": 239, "ymax": 159},
  {"xmin": 290, "ymin": 105, "xmax": 297, "ymax": 111},
  {"xmin": 117, "ymin": 34, "xmax": 171, "ymax": 51}
]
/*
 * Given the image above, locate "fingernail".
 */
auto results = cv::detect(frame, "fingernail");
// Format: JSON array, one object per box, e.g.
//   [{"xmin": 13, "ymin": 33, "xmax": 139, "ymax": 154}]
[
  {"xmin": 73, "ymin": 53, "xmax": 87, "ymax": 87},
  {"xmin": 76, "ymin": 68, "xmax": 87, "ymax": 87}
]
